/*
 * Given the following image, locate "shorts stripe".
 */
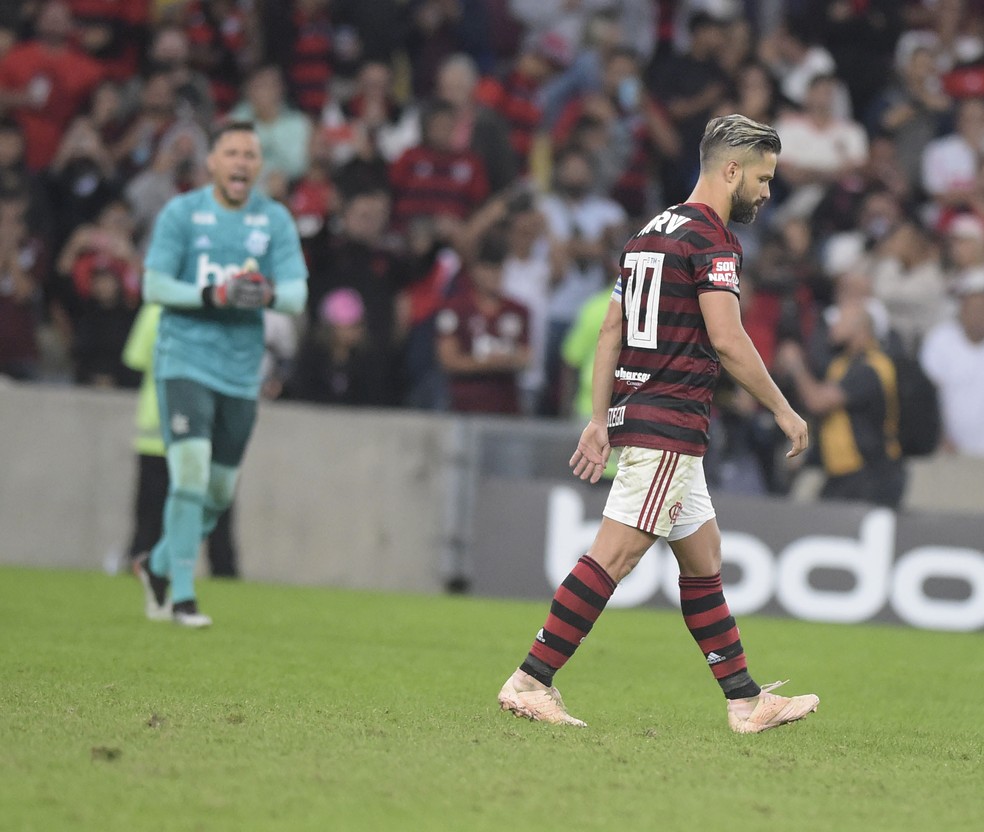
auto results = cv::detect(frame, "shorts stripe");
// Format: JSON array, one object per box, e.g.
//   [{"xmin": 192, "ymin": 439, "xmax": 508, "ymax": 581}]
[
  {"xmin": 640, "ymin": 451, "xmax": 679, "ymax": 532},
  {"xmin": 637, "ymin": 451, "xmax": 671, "ymax": 532}
]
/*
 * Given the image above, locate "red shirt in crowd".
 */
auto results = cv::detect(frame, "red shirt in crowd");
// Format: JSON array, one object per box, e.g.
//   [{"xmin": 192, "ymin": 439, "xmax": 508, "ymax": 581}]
[
  {"xmin": 435, "ymin": 282, "xmax": 529, "ymax": 415},
  {"xmin": 389, "ymin": 145, "xmax": 490, "ymax": 229},
  {"xmin": 0, "ymin": 41, "xmax": 104, "ymax": 170}
]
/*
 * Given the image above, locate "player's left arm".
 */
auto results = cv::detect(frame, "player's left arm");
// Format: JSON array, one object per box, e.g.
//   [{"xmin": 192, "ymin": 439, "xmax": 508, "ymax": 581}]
[{"xmin": 265, "ymin": 206, "xmax": 309, "ymax": 314}]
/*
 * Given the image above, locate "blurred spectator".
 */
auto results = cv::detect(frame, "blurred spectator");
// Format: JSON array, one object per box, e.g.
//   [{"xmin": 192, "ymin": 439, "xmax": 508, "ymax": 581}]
[
  {"xmin": 45, "ymin": 115, "xmax": 119, "ymax": 246},
  {"xmin": 728, "ymin": 60, "xmax": 780, "ymax": 125},
  {"xmin": 919, "ymin": 268, "xmax": 984, "ymax": 457},
  {"xmin": 868, "ymin": 218, "xmax": 949, "ymax": 354},
  {"xmin": 319, "ymin": 60, "xmax": 420, "ymax": 167},
  {"xmin": 285, "ymin": 287, "xmax": 392, "ymax": 406},
  {"xmin": 72, "ymin": 259, "xmax": 139, "ymax": 388},
  {"xmin": 944, "ymin": 211, "xmax": 984, "ymax": 275},
  {"xmin": 554, "ymin": 45, "xmax": 681, "ymax": 217},
  {"xmin": 810, "ymin": 0, "xmax": 904, "ymax": 120},
  {"xmin": 758, "ymin": 15, "xmax": 846, "ymax": 114},
  {"xmin": 0, "ymin": 117, "xmax": 52, "ymax": 243},
  {"xmin": 229, "ymin": 65, "xmax": 312, "ymax": 188},
  {"xmin": 776, "ymin": 298, "xmax": 906, "ymax": 508},
  {"xmin": 434, "ymin": 53, "xmax": 518, "ymax": 193},
  {"xmin": 539, "ymin": 145, "xmax": 626, "ymax": 414},
  {"xmin": 178, "ymin": 0, "xmax": 257, "ymax": 114},
  {"xmin": 331, "ymin": 0, "xmax": 410, "ymax": 69},
  {"xmin": 260, "ymin": 309, "xmax": 300, "ymax": 402},
  {"xmin": 743, "ymin": 218, "xmax": 820, "ymax": 368},
  {"xmin": 774, "ymin": 73, "xmax": 869, "ymax": 221},
  {"xmin": 389, "ymin": 98, "xmax": 491, "ymax": 232},
  {"xmin": 271, "ymin": 0, "xmax": 333, "ymax": 116},
  {"xmin": 461, "ymin": 183, "xmax": 564, "ymax": 413},
  {"xmin": 649, "ymin": 11, "xmax": 730, "ymax": 203},
  {"xmin": 474, "ymin": 34, "xmax": 561, "ymax": 174},
  {"xmin": 53, "ymin": 198, "xmax": 141, "ymax": 341},
  {"xmin": 920, "ymin": 96, "xmax": 984, "ymax": 226},
  {"xmin": 435, "ymin": 233, "xmax": 530, "ymax": 415},
  {"xmin": 407, "ymin": 0, "xmax": 473, "ymax": 97},
  {"xmin": 125, "ymin": 126, "xmax": 208, "ymax": 251},
  {"xmin": 69, "ymin": 0, "xmax": 151, "ymax": 82},
  {"xmin": 0, "ymin": 205, "xmax": 45, "ymax": 380},
  {"xmin": 0, "ymin": 0, "xmax": 104, "ymax": 171},
  {"xmin": 111, "ymin": 71, "xmax": 188, "ymax": 181},
  {"xmin": 867, "ymin": 41, "xmax": 950, "ymax": 193},
  {"xmin": 306, "ymin": 187, "xmax": 414, "ymax": 372},
  {"xmin": 140, "ymin": 24, "xmax": 215, "ymax": 126}
]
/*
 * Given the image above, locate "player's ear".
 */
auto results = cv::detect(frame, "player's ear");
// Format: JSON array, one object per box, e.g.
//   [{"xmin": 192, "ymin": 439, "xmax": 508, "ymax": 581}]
[
  {"xmin": 205, "ymin": 152, "xmax": 215, "ymax": 177},
  {"xmin": 724, "ymin": 159, "xmax": 741, "ymax": 184}
]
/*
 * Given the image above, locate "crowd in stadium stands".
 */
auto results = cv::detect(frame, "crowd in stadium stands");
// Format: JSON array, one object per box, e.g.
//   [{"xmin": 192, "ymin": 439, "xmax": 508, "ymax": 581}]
[{"xmin": 2, "ymin": 0, "xmax": 984, "ymax": 500}]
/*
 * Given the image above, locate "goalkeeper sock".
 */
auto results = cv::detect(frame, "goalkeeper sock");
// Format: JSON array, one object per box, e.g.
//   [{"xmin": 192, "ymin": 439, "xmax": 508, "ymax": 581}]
[
  {"xmin": 520, "ymin": 555, "xmax": 616, "ymax": 687},
  {"xmin": 163, "ymin": 488, "xmax": 206, "ymax": 604},
  {"xmin": 679, "ymin": 573, "xmax": 760, "ymax": 700}
]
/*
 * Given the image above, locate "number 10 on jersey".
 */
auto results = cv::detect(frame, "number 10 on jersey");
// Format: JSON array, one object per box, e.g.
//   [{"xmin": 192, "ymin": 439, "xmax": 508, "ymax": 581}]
[{"xmin": 622, "ymin": 251, "xmax": 664, "ymax": 350}]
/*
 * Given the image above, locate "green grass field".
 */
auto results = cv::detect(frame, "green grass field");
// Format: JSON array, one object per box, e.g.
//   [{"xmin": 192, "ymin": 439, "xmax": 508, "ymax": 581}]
[{"xmin": 0, "ymin": 566, "xmax": 980, "ymax": 832}]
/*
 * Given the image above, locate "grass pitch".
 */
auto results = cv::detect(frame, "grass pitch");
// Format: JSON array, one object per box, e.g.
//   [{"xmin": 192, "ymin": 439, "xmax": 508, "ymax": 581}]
[{"xmin": 0, "ymin": 566, "xmax": 980, "ymax": 832}]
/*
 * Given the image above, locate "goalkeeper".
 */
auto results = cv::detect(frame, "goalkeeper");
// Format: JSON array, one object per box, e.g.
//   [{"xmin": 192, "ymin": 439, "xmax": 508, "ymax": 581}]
[{"xmin": 138, "ymin": 120, "xmax": 308, "ymax": 627}]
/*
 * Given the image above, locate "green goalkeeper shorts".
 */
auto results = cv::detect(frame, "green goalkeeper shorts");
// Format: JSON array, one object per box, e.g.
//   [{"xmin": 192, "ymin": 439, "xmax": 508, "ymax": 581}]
[{"xmin": 156, "ymin": 377, "xmax": 258, "ymax": 467}]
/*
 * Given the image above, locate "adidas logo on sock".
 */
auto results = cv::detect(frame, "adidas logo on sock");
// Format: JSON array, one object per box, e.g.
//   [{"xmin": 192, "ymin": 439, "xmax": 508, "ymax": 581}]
[
  {"xmin": 706, "ymin": 651, "xmax": 726, "ymax": 665},
  {"xmin": 535, "ymin": 628, "xmax": 546, "ymax": 643}
]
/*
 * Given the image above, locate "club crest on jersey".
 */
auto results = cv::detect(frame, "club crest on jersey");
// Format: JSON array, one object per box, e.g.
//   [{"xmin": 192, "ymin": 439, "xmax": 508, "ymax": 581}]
[
  {"xmin": 709, "ymin": 256, "xmax": 739, "ymax": 289},
  {"xmin": 244, "ymin": 229, "xmax": 270, "ymax": 257}
]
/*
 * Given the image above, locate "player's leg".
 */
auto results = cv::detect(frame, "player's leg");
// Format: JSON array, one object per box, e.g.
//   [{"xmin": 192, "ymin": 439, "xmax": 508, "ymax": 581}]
[
  {"xmin": 499, "ymin": 447, "xmax": 673, "ymax": 725},
  {"xmin": 201, "ymin": 391, "xmax": 256, "ymax": 565},
  {"xmin": 668, "ymin": 463, "xmax": 818, "ymax": 732},
  {"xmin": 145, "ymin": 378, "xmax": 217, "ymax": 626}
]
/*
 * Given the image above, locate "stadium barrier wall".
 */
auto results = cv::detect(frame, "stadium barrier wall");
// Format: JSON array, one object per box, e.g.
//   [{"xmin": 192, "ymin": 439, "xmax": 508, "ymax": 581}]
[
  {"xmin": 0, "ymin": 381, "xmax": 455, "ymax": 593},
  {"xmin": 1, "ymin": 382, "xmax": 982, "ymax": 630}
]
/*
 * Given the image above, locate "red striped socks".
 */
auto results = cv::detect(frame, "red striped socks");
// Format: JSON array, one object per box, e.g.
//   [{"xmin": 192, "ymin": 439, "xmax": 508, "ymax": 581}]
[
  {"xmin": 679, "ymin": 573, "xmax": 760, "ymax": 699},
  {"xmin": 520, "ymin": 555, "xmax": 617, "ymax": 687}
]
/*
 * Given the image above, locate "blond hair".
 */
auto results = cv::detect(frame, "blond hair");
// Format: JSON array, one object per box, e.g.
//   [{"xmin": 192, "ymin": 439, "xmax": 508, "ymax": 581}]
[{"xmin": 699, "ymin": 114, "xmax": 781, "ymax": 168}]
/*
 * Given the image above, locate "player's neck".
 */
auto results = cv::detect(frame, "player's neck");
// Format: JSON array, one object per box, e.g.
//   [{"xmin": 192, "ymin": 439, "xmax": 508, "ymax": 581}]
[
  {"xmin": 210, "ymin": 185, "xmax": 250, "ymax": 211},
  {"xmin": 684, "ymin": 180, "xmax": 731, "ymax": 224}
]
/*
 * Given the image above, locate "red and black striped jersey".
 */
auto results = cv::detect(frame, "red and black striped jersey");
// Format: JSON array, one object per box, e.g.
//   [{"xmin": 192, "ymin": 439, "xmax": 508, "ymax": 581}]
[{"xmin": 608, "ymin": 202, "xmax": 742, "ymax": 456}]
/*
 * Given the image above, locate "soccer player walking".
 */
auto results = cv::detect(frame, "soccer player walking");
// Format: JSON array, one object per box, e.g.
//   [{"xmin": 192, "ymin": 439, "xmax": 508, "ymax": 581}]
[
  {"xmin": 498, "ymin": 115, "xmax": 820, "ymax": 732},
  {"xmin": 137, "ymin": 121, "xmax": 308, "ymax": 627}
]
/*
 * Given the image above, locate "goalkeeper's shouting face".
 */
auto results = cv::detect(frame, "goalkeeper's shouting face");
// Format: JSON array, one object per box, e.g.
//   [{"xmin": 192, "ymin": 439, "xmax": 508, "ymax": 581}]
[{"xmin": 207, "ymin": 122, "xmax": 262, "ymax": 209}]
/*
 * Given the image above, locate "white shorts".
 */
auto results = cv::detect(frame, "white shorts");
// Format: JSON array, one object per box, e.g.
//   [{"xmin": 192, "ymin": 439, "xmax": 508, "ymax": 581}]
[{"xmin": 603, "ymin": 447, "xmax": 716, "ymax": 540}]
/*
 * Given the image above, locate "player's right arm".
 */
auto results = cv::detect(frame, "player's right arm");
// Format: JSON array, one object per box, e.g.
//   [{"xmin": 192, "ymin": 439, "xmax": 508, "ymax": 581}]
[
  {"xmin": 699, "ymin": 290, "xmax": 809, "ymax": 459},
  {"xmin": 142, "ymin": 199, "xmax": 204, "ymax": 308},
  {"xmin": 570, "ymin": 296, "xmax": 621, "ymax": 484}
]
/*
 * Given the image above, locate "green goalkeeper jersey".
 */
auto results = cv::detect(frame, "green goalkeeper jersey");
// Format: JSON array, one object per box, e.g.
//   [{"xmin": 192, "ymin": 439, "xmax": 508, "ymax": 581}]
[{"xmin": 143, "ymin": 185, "xmax": 308, "ymax": 399}]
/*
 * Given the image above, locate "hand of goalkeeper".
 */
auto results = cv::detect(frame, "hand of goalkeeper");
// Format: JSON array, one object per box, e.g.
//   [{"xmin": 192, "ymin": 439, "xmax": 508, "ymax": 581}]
[{"xmin": 204, "ymin": 270, "xmax": 274, "ymax": 310}]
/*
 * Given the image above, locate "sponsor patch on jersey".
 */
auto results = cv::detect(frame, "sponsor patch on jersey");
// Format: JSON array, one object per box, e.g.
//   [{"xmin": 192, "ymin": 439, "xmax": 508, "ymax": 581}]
[
  {"xmin": 244, "ymin": 214, "xmax": 269, "ymax": 226},
  {"xmin": 244, "ymin": 229, "xmax": 270, "ymax": 257},
  {"xmin": 192, "ymin": 211, "xmax": 216, "ymax": 225},
  {"xmin": 709, "ymin": 256, "xmax": 739, "ymax": 289}
]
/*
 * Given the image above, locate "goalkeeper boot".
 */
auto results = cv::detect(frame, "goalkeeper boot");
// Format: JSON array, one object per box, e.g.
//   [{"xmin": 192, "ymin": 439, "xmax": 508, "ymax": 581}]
[
  {"xmin": 727, "ymin": 680, "xmax": 819, "ymax": 734},
  {"xmin": 172, "ymin": 599, "xmax": 212, "ymax": 629},
  {"xmin": 497, "ymin": 668, "xmax": 587, "ymax": 727},
  {"xmin": 136, "ymin": 555, "xmax": 171, "ymax": 622}
]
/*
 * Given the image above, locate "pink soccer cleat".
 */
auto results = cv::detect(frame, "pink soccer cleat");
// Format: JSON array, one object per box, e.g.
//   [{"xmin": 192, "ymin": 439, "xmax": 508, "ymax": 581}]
[
  {"xmin": 497, "ymin": 669, "xmax": 587, "ymax": 727},
  {"xmin": 727, "ymin": 680, "xmax": 820, "ymax": 734}
]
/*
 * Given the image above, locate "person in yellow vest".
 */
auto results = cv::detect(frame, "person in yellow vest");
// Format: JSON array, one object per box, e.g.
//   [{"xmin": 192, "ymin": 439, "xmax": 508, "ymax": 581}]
[
  {"xmin": 121, "ymin": 304, "xmax": 240, "ymax": 577},
  {"xmin": 776, "ymin": 298, "xmax": 906, "ymax": 508}
]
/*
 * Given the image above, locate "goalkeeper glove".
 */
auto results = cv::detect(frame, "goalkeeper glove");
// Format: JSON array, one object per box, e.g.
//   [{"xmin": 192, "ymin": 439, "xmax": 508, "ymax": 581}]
[{"xmin": 203, "ymin": 270, "xmax": 274, "ymax": 310}]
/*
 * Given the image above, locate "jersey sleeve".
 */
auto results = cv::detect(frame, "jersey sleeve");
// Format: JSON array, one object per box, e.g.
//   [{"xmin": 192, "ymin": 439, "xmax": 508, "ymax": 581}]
[
  {"xmin": 143, "ymin": 198, "xmax": 188, "ymax": 277},
  {"xmin": 269, "ymin": 204, "xmax": 308, "ymax": 285},
  {"xmin": 692, "ymin": 249, "xmax": 742, "ymax": 297}
]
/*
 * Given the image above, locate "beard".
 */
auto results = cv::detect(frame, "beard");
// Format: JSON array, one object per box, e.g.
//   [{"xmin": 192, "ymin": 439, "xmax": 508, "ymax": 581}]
[{"xmin": 730, "ymin": 180, "xmax": 761, "ymax": 224}]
